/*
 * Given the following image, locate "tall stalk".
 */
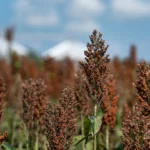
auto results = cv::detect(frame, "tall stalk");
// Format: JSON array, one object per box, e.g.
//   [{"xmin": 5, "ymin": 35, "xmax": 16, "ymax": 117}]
[
  {"xmin": 106, "ymin": 125, "xmax": 109, "ymax": 150},
  {"xmin": 35, "ymin": 131, "xmax": 39, "ymax": 150},
  {"xmin": 34, "ymin": 121, "xmax": 39, "ymax": 150},
  {"xmin": 25, "ymin": 126, "xmax": 29, "ymax": 150},
  {"xmin": 81, "ymin": 114, "xmax": 85, "ymax": 150},
  {"xmin": 94, "ymin": 104, "xmax": 97, "ymax": 150}
]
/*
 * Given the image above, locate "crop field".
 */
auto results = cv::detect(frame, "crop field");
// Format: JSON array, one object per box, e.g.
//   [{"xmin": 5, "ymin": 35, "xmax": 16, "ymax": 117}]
[{"xmin": 0, "ymin": 30, "xmax": 149, "ymax": 150}]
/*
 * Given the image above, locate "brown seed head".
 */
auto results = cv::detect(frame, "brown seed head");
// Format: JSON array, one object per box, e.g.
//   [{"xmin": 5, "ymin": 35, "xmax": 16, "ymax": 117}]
[
  {"xmin": 22, "ymin": 78, "xmax": 47, "ymax": 134},
  {"xmin": 101, "ymin": 75, "xmax": 119, "ymax": 129},
  {"xmin": 122, "ymin": 103, "xmax": 150, "ymax": 150},
  {"xmin": 43, "ymin": 87, "xmax": 77, "ymax": 150},
  {"xmin": 79, "ymin": 29, "xmax": 110, "ymax": 107}
]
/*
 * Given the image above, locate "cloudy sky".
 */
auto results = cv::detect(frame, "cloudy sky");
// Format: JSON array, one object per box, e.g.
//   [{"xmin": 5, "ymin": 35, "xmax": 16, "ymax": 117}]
[{"xmin": 0, "ymin": 0, "xmax": 150, "ymax": 60}]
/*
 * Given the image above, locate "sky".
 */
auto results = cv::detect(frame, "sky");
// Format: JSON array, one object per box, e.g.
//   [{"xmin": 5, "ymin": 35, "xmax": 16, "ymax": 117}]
[{"xmin": 0, "ymin": 0, "xmax": 150, "ymax": 60}]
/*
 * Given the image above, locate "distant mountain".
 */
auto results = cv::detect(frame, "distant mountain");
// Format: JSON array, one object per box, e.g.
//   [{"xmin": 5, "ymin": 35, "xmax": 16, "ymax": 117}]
[
  {"xmin": 42, "ymin": 40, "xmax": 86, "ymax": 61},
  {"xmin": 0, "ymin": 37, "xmax": 28, "ymax": 57}
]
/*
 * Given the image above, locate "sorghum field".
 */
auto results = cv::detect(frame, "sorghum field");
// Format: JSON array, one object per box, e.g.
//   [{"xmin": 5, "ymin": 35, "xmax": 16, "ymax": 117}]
[{"xmin": 0, "ymin": 29, "xmax": 149, "ymax": 150}]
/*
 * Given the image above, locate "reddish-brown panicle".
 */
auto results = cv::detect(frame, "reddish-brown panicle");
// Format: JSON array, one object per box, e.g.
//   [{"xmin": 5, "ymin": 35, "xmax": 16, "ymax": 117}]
[
  {"xmin": 43, "ymin": 87, "xmax": 77, "ymax": 150},
  {"xmin": 101, "ymin": 75, "xmax": 119, "ymax": 129},
  {"xmin": 22, "ymin": 78, "xmax": 47, "ymax": 135},
  {"xmin": 79, "ymin": 29, "xmax": 110, "ymax": 107}
]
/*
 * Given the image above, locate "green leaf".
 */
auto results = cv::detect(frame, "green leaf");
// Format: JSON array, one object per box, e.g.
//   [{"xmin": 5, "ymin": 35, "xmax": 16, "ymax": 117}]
[
  {"xmin": 2, "ymin": 142, "xmax": 16, "ymax": 150},
  {"xmin": 95, "ymin": 115, "xmax": 102, "ymax": 133},
  {"xmin": 72, "ymin": 135, "xmax": 84, "ymax": 150},
  {"xmin": 84, "ymin": 116, "xmax": 92, "ymax": 143},
  {"xmin": 84, "ymin": 116, "xmax": 92, "ymax": 136},
  {"xmin": 72, "ymin": 135, "xmax": 92, "ymax": 150},
  {"xmin": 88, "ymin": 115, "xmax": 102, "ymax": 134},
  {"xmin": 86, "ymin": 141, "xmax": 93, "ymax": 150},
  {"xmin": 73, "ymin": 134, "xmax": 92, "ymax": 146},
  {"xmin": 88, "ymin": 116, "xmax": 94, "ymax": 133}
]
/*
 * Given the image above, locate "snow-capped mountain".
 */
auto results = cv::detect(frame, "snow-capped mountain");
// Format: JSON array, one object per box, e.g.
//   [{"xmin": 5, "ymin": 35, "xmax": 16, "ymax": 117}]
[
  {"xmin": 42, "ymin": 40, "xmax": 86, "ymax": 61},
  {"xmin": 0, "ymin": 37, "xmax": 28, "ymax": 57}
]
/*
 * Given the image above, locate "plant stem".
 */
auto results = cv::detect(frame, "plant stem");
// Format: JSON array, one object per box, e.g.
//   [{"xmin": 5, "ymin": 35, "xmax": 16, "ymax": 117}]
[
  {"xmin": 94, "ymin": 105, "xmax": 97, "ymax": 150},
  {"xmin": 29, "ymin": 135, "xmax": 33, "ymax": 150},
  {"xmin": 25, "ymin": 126, "xmax": 29, "ymax": 150},
  {"xmin": 106, "ymin": 125, "xmax": 109, "ymax": 150},
  {"xmin": 43, "ymin": 139, "xmax": 47, "ymax": 150},
  {"xmin": 81, "ymin": 114, "xmax": 85, "ymax": 150},
  {"xmin": 35, "ymin": 131, "xmax": 38, "ymax": 150}
]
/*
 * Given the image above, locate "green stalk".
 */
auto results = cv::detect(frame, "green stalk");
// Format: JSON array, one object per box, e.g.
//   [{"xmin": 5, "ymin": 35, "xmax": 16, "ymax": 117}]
[
  {"xmin": 81, "ymin": 114, "xmax": 85, "ymax": 150},
  {"xmin": 35, "ymin": 131, "xmax": 39, "ymax": 150},
  {"xmin": 25, "ymin": 126, "xmax": 29, "ymax": 150},
  {"xmin": 29, "ymin": 135, "xmax": 34, "ymax": 150},
  {"xmin": 106, "ymin": 125, "xmax": 109, "ymax": 150},
  {"xmin": 94, "ymin": 105, "xmax": 97, "ymax": 150},
  {"xmin": 10, "ymin": 117, "xmax": 14, "ymax": 146},
  {"xmin": 43, "ymin": 139, "xmax": 47, "ymax": 150},
  {"xmin": 34, "ymin": 121, "xmax": 39, "ymax": 150}
]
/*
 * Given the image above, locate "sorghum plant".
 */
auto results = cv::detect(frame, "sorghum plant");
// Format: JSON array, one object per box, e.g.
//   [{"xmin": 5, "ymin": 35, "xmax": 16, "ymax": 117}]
[
  {"xmin": 74, "ymin": 69, "xmax": 91, "ymax": 116},
  {"xmin": 43, "ymin": 87, "xmax": 77, "ymax": 150},
  {"xmin": 78, "ymin": 30, "xmax": 119, "ymax": 150},
  {"xmin": 99, "ymin": 75, "xmax": 119, "ymax": 149},
  {"xmin": 133, "ymin": 61, "xmax": 150, "ymax": 106},
  {"xmin": 111, "ymin": 46, "xmax": 137, "ymax": 109},
  {"xmin": 122, "ymin": 61, "xmax": 150, "ymax": 149},
  {"xmin": 59, "ymin": 87, "xmax": 77, "ymax": 147},
  {"xmin": 101, "ymin": 75, "xmax": 119, "ymax": 129},
  {"xmin": 0, "ymin": 78, "xmax": 7, "ymax": 145},
  {"xmin": 74, "ymin": 69, "xmax": 94, "ymax": 150},
  {"xmin": 22, "ymin": 78, "xmax": 47, "ymax": 150},
  {"xmin": 80, "ymin": 30, "xmax": 110, "ymax": 108},
  {"xmin": 122, "ymin": 103, "xmax": 150, "ymax": 149}
]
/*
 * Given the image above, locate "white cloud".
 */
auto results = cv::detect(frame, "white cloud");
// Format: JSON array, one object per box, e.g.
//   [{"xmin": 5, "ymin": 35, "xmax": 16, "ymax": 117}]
[
  {"xmin": 66, "ymin": 20, "xmax": 100, "ymax": 34},
  {"xmin": 13, "ymin": 0, "xmax": 59, "ymax": 27},
  {"xmin": 65, "ymin": 0, "xmax": 104, "ymax": 35},
  {"xmin": 112, "ymin": 0, "xmax": 150, "ymax": 18},
  {"xmin": 15, "ymin": 0, "xmax": 30, "ymax": 9},
  {"xmin": 26, "ymin": 12, "xmax": 59, "ymax": 27},
  {"xmin": 12, "ymin": 0, "xmax": 104, "ymax": 50},
  {"xmin": 68, "ymin": 0, "xmax": 106, "ymax": 18},
  {"xmin": 16, "ymin": 32, "xmax": 72, "ymax": 44}
]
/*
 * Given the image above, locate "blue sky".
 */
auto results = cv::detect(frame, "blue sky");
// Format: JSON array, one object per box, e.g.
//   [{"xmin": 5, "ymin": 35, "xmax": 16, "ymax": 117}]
[{"xmin": 0, "ymin": 0, "xmax": 150, "ymax": 60}]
